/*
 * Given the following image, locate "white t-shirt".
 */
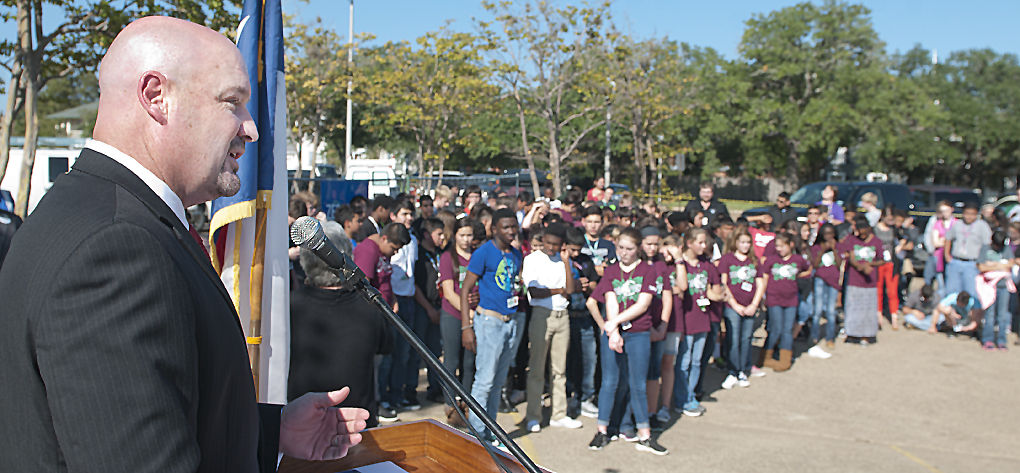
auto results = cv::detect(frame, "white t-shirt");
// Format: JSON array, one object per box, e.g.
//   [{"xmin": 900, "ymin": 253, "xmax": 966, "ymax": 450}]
[{"xmin": 522, "ymin": 250, "xmax": 569, "ymax": 310}]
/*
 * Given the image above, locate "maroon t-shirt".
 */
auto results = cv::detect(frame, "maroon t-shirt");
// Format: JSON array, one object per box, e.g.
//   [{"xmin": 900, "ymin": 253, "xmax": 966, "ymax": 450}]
[
  {"xmin": 646, "ymin": 259, "xmax": 672, "ymax": 329},
  {"xmin": 810, "ymin": 245, "xmax": 841, "ymax": 289},
  {"xmin": 760, "ymin": 254, "xmax": 809, "ymax": 308},
  {"xmin": 353, "ymin": 237, "xmax": 394, "ymax": 304},
  {"xmin": 676, "ymin": 258, "xmax": 720, "ymax": 335},
  {"xmin": 439, "ymin": 250, "xmax": 478, "ymax": 318},
  {"xmin": 718, "ymin": 252, "xmax": 759, "ymax": 307},
  {"xmin": 592, "ymin": 261, "xmax": 657, "ymax": 332},
  {"xmin": 839, "ymin": 235, "xmax": 884, "ymax": 288}
]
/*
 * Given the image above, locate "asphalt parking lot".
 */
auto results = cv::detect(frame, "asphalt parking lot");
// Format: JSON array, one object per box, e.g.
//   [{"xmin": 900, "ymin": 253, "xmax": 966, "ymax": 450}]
[{"xmin": 395, "ymin": 328, "xmax": 1019, "ymax": 472}]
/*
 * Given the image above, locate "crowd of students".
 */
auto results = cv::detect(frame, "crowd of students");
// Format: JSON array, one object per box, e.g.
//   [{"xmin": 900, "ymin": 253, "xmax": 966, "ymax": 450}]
[{"xmin": 286, "ymin": 179, "xmax": 1020, "ymax": 457}]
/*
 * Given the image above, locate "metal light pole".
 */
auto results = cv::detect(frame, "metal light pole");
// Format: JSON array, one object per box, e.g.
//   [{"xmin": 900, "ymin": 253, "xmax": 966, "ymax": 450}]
[
  {"xmin": 604, "ymin": 80, "xmax": 614, "ymax": 186},
  {"xmin": 345, "ymin": 0, "xmax": 354, "ymax": 164}
]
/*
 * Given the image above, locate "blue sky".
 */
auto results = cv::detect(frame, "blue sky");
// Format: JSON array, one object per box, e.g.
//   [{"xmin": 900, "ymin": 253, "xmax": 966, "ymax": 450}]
[{"xmin": 288, "ymin": 0, "xmax": 1019, "ymax": 59}]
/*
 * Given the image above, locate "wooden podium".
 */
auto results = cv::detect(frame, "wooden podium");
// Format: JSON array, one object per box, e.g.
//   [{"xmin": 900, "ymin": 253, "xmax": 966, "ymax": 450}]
[{"xmin": 279, "ymin": 419, "xmax": 552, "ymax": 473}]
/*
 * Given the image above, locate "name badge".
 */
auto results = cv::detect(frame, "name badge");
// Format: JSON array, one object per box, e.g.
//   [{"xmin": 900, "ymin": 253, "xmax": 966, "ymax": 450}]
[
  {"xmin": 621, "ymin": 321, "xmax": 632, "ymax": 331},
  {"xmin": 701, "ymin": 217, "xmax": 709, "ymax": 226},
  {"xmin": 697, "ymin": 297, "xmax": 710, "ymax": 307},
  {"xmin": 507, "ymin": 295, "xmax": 519, "ymax": 309},
  {"xmin": 741, "ymin": 282, "xmax": 753, "ymax": 292},
  {"xmin": 883, "ymin": 250, "xmax": 891, "ymax": 261}
]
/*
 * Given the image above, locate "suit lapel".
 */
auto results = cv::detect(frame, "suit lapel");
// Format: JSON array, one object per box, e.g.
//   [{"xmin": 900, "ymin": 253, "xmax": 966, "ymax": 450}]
[{"xmin": 73, "ymin": 149, "xmax": 241, "ymax": 324}]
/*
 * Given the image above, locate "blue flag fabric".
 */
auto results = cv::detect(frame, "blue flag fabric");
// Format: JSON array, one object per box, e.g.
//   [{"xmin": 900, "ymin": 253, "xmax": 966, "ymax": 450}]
[{"xmin": 210, "ymin": 0, "xmax": 284, "ymax": 230}]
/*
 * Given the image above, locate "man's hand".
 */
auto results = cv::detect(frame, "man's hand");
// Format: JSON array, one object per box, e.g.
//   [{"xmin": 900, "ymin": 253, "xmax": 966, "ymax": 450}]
[
  {"xmin": 426, "ymin": 306, "xmax": 440, "ymax": 324},
  {"xmin": 462, "ymin": 326, "xmax": 477, "ymax": 352},
  {"xmin": 595, "ymin": 263, "xmax": 606, "ymax": 277},
  {"xmin": 280, "ymin": 388, "xmax": 370, "ymax": 461},
  {"xmin": 467, "ymin": 291, "xmax": 480, "ymax": 307}
]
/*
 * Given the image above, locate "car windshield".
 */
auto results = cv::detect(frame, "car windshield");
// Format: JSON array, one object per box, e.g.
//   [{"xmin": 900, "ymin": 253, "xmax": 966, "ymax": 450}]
[{"xmin": 789, "ymin": 183, "xmax": 851, "ymax": 205}]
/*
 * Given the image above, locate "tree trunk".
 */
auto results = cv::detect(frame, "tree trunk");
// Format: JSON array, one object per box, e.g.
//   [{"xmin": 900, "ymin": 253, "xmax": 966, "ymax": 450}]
[
  {"xmin": 0, "ymin": 60, "xmax": 22, "ymax": 185},
  {"xmin": 547, "ymin": 122, "xmax": 562, "ymax": 198},
  {"xmin": 514, "ymin": 91, "xmax": 540, "ymax": 197},
  {"xmin": 14, "ymin": 0, "xmax": 37, "ymax": 218}
]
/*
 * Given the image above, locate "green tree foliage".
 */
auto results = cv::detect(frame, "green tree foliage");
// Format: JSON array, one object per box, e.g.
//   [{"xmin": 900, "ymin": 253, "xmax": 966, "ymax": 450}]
[
  {"xmin": 478, "ymin": 0, "xmax": 615, "ymax": 197},
  {"xmin": 736, "ymin": 0, "xmax": 886, "ymax": 183},
  {"xmin": 355, "ymin": 26, "xmax": 497, "ymax": 187}
]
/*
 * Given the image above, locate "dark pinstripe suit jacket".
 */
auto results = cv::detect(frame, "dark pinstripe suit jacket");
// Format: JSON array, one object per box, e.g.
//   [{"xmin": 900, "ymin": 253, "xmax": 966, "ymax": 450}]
[{"xmin": 0, "ymin": 149, "xmax": 280, "ymax": 472}]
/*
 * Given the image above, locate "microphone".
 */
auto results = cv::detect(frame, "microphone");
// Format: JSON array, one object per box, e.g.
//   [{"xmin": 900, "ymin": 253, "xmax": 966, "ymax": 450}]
[{"xmin": 290, "ymin": 216, "xmax": 365, "ymax": 284}]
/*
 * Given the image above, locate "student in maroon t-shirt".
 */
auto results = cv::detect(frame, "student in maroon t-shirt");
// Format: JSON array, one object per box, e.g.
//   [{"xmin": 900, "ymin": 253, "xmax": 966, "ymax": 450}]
[
  {"xmin": 838, "ymin": 216, "xmax": 885, "ymax": 344},
  {"xmin": 810, "ymin": 223, "xmax": 843, "ymax": 350},
  {"xmin": 352, "ymin": 222, "xmax": 411, "ymax": 308},
  {"xmin": 658, "ymin": 234, "xmax": 688, "ymax": 423},
  {"xmin": 584, "ymin": 228, "xmax": 667, "ymax": 454},
  {"xmin": 672, "ymin": 229, "xmax": 723, "ymax": 418},
  {"xmin": 718, "ymin": 227, "xmax": 765, "ymax": 388},
  {"xmin": 438, "ymin": 218, "xmax": 479, "ymax": 410},
  {"xmin": 637, "ymin": 227, "xmax": 674, "ymax": 429},
  {"xmin": 759, "ymin": 233, "xmax": 812, "ymax": 372}
]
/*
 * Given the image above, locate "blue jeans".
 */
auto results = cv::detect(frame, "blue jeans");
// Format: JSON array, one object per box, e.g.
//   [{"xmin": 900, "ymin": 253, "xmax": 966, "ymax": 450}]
[
  {"xmin": 597, "ymin": 331, "xmax": 651, "ymax": 430},
  {"xmin": 673, "ymin": 332, "xmax": 706, "ymax": 410},
  {"xmin": 695, "ymin": 321, "xmax": 719, "ymax": 396},
  {"xmin": 981, "ymin": 286, "xmax": 1012, "ymax": 346},
  {"xmin": 813, "ymin": 278, "xmax": 839, "ymax": 342},
  {"xmin": 409, "ymin": 302, "xmax": 443, "ymax": 397},
  {"xmin": 468, "ymin": 311, "xmax": 525, "ymax": 439},
  {"xmin": 903, "ymin": 312, "xmax": 945, "ymax": 331},
  {"xmin": 924, "ymin": 255, "xmax": 947, "ymax": 299},
  {"xmin": 567, "ymin": 315, "xmax": 597, "ymax": 402},
  {"xmin": 378, "ymin": 295, "xmax": 417, "ymax": 405},
  {"xmin": 766, "ymin": 305, "xmax": 797, "ymax": 351},
  {"xmin": 797, "ymin": 291, "xmax": 813, "ymax": 325},
  {"xmin": 722, "ymin": 307, "xmax": 755, "ymax": 375},
  {"xmin": 647, "ymin": 339, "xmax": 665, "ymax": 380},
  {"xmin": 945, "ymin": 259, "xmax": 978, "ymax": 299}
]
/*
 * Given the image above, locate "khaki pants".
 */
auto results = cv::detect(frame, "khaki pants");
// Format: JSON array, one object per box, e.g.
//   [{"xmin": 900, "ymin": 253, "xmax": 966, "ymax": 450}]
[{"xmin": 526, "ymin": 306, "xmax": 570, "ymax": 422}]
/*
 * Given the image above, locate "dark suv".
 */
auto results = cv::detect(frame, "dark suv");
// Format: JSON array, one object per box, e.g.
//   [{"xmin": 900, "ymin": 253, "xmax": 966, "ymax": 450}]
[{"xmin": 743, "ymin": 181, "xmax": 920, "ymax": 221}]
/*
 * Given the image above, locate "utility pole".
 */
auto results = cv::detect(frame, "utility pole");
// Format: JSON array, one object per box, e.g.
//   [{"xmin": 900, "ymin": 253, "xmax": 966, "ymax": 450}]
[
  {"xmin": 604, "ymin": 80, "xmax": 614, "ymax": 186},
  {"xmin": 345, "ymin": 0, "xmax": 354, "ymax": 164}
]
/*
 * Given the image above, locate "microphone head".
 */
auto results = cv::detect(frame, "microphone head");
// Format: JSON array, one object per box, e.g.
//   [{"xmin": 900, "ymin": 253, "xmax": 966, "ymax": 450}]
[{"xmin": 290, "ymin": 216, "xmax": 325, "ymax": 248}]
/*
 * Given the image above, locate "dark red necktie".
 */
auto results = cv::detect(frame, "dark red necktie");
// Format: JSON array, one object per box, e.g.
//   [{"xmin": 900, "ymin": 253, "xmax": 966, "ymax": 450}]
[{"xmin": 188, "ymin": 224, "xmax": 211, "ymax": 259}]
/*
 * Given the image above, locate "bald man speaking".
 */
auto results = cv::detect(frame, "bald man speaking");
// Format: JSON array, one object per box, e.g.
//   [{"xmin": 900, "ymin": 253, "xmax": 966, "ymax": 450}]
[{"xmin": 0, "ymin": 17, "xmax": 368, "ymax": 472}]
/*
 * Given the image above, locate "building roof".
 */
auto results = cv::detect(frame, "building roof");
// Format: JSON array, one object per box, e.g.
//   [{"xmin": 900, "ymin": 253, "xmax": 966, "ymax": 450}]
[{"xmin": 46, "ymin": 101, "xmax": 99, "ymax": 120}]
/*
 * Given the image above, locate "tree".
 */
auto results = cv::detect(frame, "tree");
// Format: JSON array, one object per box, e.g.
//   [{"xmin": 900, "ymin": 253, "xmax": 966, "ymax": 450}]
[
  {"xmin": 284, "ymin": 15, "xmax": 346, "ymax": 188},
  {"xmin": 736, "ymin": 0, "xmax": 886, "ymax": 183},
  {"xmin": 478, "ymin": 0, "xmax": 615, "ymax": 197},
  {"xmin": 0, "ymin": 0, "xmax": 241, "ymax": 217},
  {"xmin": 356, "ymin": 26, "xmax": 496, "ymax": 188}
]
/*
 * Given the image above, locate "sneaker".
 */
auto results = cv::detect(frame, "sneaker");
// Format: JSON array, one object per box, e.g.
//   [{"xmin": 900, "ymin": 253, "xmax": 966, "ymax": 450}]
[
  {"xmin": 721, "ymin": 374, "xmax": 738, "ymax": 390},
  {"xmin": 580, "ymin": 400, "xmax": 599, "ymax": 418},
  {"xmin": 655, "ymin": 407, "xmax": 671, "ymax": 423},
  {"xmin": 807, "ymin": 345, "xmax": 832, "ymax": 359},
  {"xmin": 649, "ymin": 417, "xmax": 665, "ymax": 432},
  {"xmin": 400, "ymin": 396, "xmax": 421, "ymax": 411},
  {"xmin": 750, "ymin": 366, "xmax": 767, "ymax": 378},
  {"xmin": 737, "ymin": 372, "xmax": 751, "ymax": 388},
  {"xmin": 619, "ymin": 430, "xmax": 639, "ymax": 442},
  {"xmin": 982, "ymin": 341, "xmax": 996, "ymax": 351},
  {"xmin": 588, "ymin": 431, "xmax": 612, "ymax": 450},
  {"xmin": 998, "ymin": 344, "xmax": 1009, "ymax": 352},
  {"xmin": 378, "ymin": 404, "xmax": 399, "ymax": 423},
  {"xmin": 527, "ymin": 420, "xmax": 541, "ymax": 432},
  {"xmin": 682, "ymin": 404, "xmax": 706, "ymax": 417},
  {"xmin": 490, "ymin": 438, "xmax": 509, "ymax": 451},
  {"xmin": 549, "ymin": 416, "xmax": 584, "ymax": 429},
  {"xmin": 826, "ymin": 340, "xmax": 836, "ymax": 349},
  {"xmin": 635, "ymin": 437, "xmax": 669, "ymax": 456}
]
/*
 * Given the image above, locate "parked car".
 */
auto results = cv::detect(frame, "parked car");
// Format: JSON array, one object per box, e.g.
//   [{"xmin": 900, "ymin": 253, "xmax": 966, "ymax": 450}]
[
  {"xmin": 742, "ymin": 181, "xmax": 920, "ymax": 222},
  {"xmin": 909, "ymin": 185, "xmax": 981, "ymax": 211}
]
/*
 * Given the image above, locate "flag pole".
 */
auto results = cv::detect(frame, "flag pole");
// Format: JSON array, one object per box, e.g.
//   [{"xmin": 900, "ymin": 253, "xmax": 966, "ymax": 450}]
[{"xmin": 247, "ymin": 206, "xmax": 269, "ymax": 398}]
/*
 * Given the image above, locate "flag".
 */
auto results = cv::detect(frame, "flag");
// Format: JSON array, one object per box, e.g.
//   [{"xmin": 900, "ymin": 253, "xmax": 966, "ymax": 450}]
[{"xmin": 209, "ymin": 0, "xmax": 289, "ymax": 404}]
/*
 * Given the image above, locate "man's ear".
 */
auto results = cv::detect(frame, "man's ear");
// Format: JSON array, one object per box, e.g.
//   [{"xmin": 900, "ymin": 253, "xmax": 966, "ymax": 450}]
[{"xmin": 138, "ymin": 70, "xmax": 169, "ymax": 125}]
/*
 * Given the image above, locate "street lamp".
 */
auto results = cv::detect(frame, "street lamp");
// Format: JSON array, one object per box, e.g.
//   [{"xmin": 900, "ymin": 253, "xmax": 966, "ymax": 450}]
[{"xmin": 345, "ymin": 0, "xmax": 354, "ymax": 164}]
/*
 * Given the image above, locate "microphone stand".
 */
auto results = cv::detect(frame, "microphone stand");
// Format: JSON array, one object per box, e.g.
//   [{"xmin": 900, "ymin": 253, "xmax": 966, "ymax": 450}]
[{"xmin": 345, "ymin": 273, "xmax": 543, "ymax": 473}]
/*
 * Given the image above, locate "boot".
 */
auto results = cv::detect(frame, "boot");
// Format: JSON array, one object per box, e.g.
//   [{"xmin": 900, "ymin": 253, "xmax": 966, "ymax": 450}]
[
  {"xmin": 759, "ymin": 348, "xmax": 778, "ymax": 369},
  {"xmin": 774, "ymin": 349, "xmax": 793, "ymax": 372}
]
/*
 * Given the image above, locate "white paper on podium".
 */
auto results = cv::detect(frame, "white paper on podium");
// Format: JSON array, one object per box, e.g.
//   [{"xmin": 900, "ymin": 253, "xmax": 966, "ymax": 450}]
[{"xmin": 336, "ymin": 461, "xmax": 407, "ymax": 473}]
